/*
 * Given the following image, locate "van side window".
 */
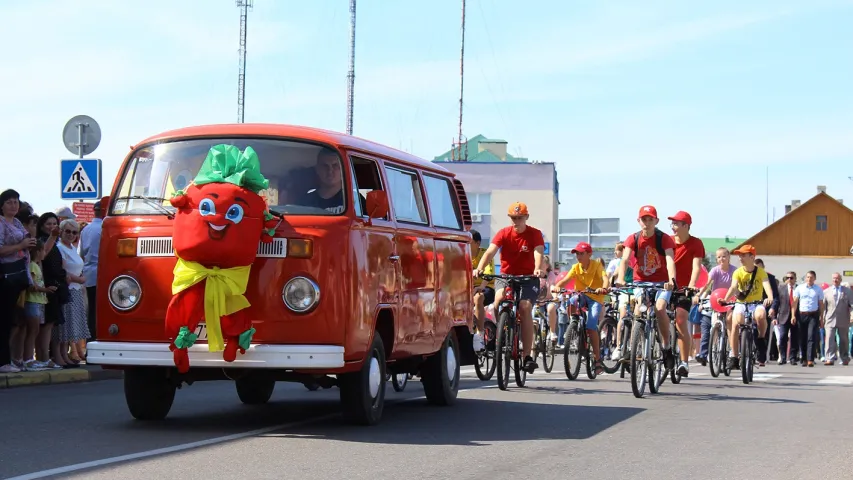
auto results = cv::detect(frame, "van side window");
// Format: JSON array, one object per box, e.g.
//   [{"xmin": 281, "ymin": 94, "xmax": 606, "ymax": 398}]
[
  {"xmin": 351, "ymin": 156, "xmax": 382, "ymax": 217},
  {"xmin": 386, "ymin": 167, "xmax": 428, "ymax": 224},
  {"xmin": 423, "ymin": 175, "xmax": 462, "ymax": 230}
]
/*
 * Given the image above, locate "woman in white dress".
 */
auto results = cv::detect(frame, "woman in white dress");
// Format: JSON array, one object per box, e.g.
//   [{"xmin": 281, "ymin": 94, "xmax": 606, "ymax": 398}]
[{"xmin": 55, "ymin": 219, "xmax": 89, "ymax": 361}]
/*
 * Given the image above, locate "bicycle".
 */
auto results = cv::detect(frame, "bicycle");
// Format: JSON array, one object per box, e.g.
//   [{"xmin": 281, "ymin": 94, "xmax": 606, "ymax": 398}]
[
  {"xmin": 533, "ymin": 300, "xmax": 558, "ymax": 373},
  {"xmin": 720, "ymin": 300, "xmax": 762, "ymax": 384},
  {"xmin": 664, "ymin": 287, "xmax": 696, "ymax": 385},
  {"xmin": 620, "ymin": 282, "xmax": 671, "ymax": 398},
  {"xmin": 708, "ymin": 300, "xmax": 733, "ymax": 378},
  {"xmin": 558, "ymin": 288, "xmax": 603, "ymax": 381},
  {"xmin": 473, "ymin": 315, "xmax": 497, "ymax": 381},
  {"xmin": 609, "ymin": 287, "xmax": 636, "ymax": 379},
  {"xmin": 480, "ymin": 273, "xmax": 541, "ymax": 390}
]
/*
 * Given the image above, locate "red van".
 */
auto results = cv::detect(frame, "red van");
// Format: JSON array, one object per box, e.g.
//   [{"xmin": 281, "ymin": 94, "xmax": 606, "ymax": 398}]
[{"xmin": 85, "ymin": 124, "xmax": 476, "ymax": 425}]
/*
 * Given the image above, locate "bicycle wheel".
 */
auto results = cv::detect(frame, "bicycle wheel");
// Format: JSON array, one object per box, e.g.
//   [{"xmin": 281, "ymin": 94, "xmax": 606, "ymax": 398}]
[
  {"xmin": 649, "ymin": 330, "xmax": 665, "ymax": 394},
  {"xmin": 474, "ymin": 321, "xmax": 497, "ymax": 381},
  {"xmin": 564, "ymin": 321, "xmax": 582, "ymax": 380},
  {"xmin": 599, "ymin": 321, "xmax": 620, "ymax": 374},
  {"xmin": 670, "ymin": 324, "xmax": 682, "ymax": 384},
  {"xmin": 391, "ymin": 373, "xmax": 408, "ymax": 392},
  {"xmin": 740, "ymin": 327, "xmax": 751, "ymax": 384},
  {"xmin": 709, "ymin": 324, "xmax": 722, "ymax": 378},
  {"xmin": 585, "ymin": 330, "xmax": 597, "ymax": 380},
  {"xmin": 630, "ymin": 322, "xmax": 648, "ymax": 398},
  {"xmin": 619, "ymin": 319, "xmax": 632, "ymax": 378},
  {"xmin": 542, "ymin": 322, "xmax": 556, "ymax": 373},
  {"xmin": 496, "ymin": 311, "xmax": 512, "ymax": 391},
  {"xmin": 513, "ymin": 326, "xmax": 527, "ymax": 387}
]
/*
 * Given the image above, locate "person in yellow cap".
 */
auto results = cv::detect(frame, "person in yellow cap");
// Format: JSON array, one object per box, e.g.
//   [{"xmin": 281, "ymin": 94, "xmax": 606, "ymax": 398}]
[
  {"xmin": 721, "ymin": 244, "xmax": 774, "ymax": 371},
  {"xmin": 473, "ymin": 202, "xmax": 545, "ymax": 373}
]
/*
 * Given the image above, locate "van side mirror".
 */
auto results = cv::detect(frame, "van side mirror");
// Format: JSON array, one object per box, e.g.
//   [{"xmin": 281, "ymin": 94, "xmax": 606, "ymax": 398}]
[{"xmin": 365, "ymin": 190, "xmax": 389, "ymax": 219}]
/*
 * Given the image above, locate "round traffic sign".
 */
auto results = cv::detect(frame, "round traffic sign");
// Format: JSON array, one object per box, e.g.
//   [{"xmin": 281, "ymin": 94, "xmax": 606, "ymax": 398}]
[{"xmin": 62, "ymin": 115, "xmax": 101, "ymax": 156}]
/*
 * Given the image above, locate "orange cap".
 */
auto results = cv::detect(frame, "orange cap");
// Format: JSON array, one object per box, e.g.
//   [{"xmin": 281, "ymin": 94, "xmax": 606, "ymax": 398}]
[
  {"xmin": 508, "ymin": 202, "xmax": 529, "ymax": 216},
  {"xmin": 732, "ymin": 244, "xmax": 756, "ymax": 256}
]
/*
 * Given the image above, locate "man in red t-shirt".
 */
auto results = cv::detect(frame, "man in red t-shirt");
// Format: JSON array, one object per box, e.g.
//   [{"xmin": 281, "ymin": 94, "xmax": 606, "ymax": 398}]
[
  {"xmin": 474, "ymin": 202, "xmax": 545, "ymax": 373},
  {"xmin": 668, "ymin": 210, "xmax": 705, "ymax": 377},
  {"xmin": 615, "ymin": 205, "xmax": 677, "ymax": 370}
]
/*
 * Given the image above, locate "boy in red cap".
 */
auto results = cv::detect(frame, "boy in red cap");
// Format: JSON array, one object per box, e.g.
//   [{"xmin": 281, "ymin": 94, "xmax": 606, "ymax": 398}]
[
  {"xmin": 668, "ymin": 210, "xmax": 705, "ymax": 377},
  {"xmin": 474, "ymin": 202, "xmax": 545, "ymax": 373},
  {"xmin": 551, "ymin": 241, "xmax": 610, "ymax": 375},
  {"xmin": 615, "ymin": 205, "xmax": 678, "ymax": 370}
]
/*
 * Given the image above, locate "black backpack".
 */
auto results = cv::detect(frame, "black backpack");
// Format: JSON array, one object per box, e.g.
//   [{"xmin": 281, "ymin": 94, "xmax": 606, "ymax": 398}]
[{"xmin": 633, "ymin": 228, "xmax": 666, "ymax": 261}]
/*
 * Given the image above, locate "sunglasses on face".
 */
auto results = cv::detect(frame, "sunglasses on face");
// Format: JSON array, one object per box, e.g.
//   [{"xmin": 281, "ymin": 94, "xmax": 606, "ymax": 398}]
[{"xmin": 64, "ymin": 229, "xmax": 78, "ymax": 235}]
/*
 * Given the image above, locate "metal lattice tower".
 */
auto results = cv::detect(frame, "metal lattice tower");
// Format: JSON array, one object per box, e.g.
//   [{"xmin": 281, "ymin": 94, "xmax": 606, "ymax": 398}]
[
  {"xmin": 346, "ymin": 0, "xmax": 357, "ymax": 135},
  {"xmin": 456, "ymin": 0, "xmax": 467, "ymax": 161},
  {"xmin": 236, "ymin": 0, "xmax": 253, "ymax": 123}
]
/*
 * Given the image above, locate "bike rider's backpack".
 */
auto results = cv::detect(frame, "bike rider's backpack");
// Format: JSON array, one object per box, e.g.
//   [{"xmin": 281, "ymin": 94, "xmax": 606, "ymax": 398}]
[{"xmin": 633, "ymin": 228, "xmax": 666, "ymax": 261}]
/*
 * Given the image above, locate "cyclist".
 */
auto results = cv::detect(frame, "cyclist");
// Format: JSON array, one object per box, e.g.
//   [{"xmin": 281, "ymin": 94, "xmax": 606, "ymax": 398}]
[
  {"xmin": 720, "ymin": 244, "xmax": 773, "ymax": 370},
  {"xmin": 470, "ymin": 229, "xmax": 495, "ymax": 352},
  {"xmin": 693, "ymin": 247, "xmax": 737, "ymax": 365},
  {"xmin": 473, "ymin": 202, "xmax": 545, "ymax": 373},
  {"xmin": 615, "ymin": 205, "xmax": 678, "ymax": 370},
  {"xmin": 551, "ymin": 241, "xmax": 610, "ymax": 375},
  {"xmin": 667, "ymin": 211, "xmax": 705, "ymax": 376},
  {"xmin": 608, "ymin": 242, "xmax": 635, "ymax": 361},
  {"xmin": 536, "ymin": 255, "xmax": 560, "ymax": 347}
]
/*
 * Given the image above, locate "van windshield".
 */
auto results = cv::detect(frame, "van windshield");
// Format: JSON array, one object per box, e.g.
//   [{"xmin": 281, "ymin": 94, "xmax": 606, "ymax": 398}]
[{"xmin": 111, "ymin": 138, "xmax": 348, "ymax": 216}]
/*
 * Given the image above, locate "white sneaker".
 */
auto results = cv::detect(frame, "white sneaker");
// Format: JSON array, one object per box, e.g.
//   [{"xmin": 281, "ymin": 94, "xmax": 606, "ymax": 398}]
[
  {"xmin": 611, "ymin": 347, "xmax": 622, "ymax": 361},
  {"xmin": 547, "ymin": 332, "xmax": 557, "ymax": 344},
  {"xmin": 472, "ymin": 333, "xmax": 484, "ymax": 352},
  {"xmin": 0, "ymin": 364, "xmax": 21, "ymax": 373}
]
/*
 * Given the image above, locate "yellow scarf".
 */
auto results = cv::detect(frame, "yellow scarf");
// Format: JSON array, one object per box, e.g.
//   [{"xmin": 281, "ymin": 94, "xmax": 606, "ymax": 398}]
[{"xmin": 172, "ymin": 257, "xmax": 252, "ymax": 352}]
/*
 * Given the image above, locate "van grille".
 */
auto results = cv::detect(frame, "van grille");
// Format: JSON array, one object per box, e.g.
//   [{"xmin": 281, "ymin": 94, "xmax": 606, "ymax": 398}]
[
  {"xmin": 136, "ymin": 237, "xmax": 288, "ymax": 258},
  {"xmin": 453, "ymin": 179, "xmax": 473, "ymax": 229}
]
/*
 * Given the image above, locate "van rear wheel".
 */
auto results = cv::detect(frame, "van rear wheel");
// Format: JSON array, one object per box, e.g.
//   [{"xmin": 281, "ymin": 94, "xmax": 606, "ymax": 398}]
[
  {"xmin": 421, "ymin": 330, "xmax": 460, "ymax": 406},
  {"xmin": 124, "ymin": 367, "xmax": 176, "ymax": 421},
  {"xmin": 236, "ymin": 376, "xmax": 276, "ymax": 405},
  {"xmin": 338, "ymin": 335, "xmax": 386, "ymax": 425}
]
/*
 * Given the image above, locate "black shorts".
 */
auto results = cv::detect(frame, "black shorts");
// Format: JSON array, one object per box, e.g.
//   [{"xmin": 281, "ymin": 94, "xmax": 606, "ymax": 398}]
[
  {"xmin": 495, "ymin": 278, "xmax": 540, "ymax": 303},
  {"xmin": 672, "ymin": 292, "xmax": 692, "ymax": 312}
]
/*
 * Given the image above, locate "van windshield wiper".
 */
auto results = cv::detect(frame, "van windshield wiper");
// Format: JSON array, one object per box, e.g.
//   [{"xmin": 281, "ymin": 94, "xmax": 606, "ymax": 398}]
[{"xmin": 114, "ymin": 195, "xmax": 176, "ymax": 219}]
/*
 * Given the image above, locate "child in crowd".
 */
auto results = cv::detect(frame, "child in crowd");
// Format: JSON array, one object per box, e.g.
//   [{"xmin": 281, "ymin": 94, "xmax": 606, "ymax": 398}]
[{"xmin": 11, "ymin": 240, "xmax": 57, "ymax": 371}]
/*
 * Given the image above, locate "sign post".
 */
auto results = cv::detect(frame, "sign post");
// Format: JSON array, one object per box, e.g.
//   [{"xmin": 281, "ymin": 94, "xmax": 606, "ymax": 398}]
[{"xmin": 60, "ymin": 115, "xmax": 103, "ymax": 201}]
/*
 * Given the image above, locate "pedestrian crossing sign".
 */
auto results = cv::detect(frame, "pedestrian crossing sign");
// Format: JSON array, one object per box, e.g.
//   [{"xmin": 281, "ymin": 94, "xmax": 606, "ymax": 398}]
[{"xmin": 60, "ymin": 159, "xmax": 102, "ymax": 200}]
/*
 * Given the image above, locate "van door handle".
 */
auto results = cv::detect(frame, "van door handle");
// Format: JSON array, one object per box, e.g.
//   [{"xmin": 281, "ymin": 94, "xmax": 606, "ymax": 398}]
[{"xmin": 389, "ymin": 255, "xmax": 400, "ymax": 262}]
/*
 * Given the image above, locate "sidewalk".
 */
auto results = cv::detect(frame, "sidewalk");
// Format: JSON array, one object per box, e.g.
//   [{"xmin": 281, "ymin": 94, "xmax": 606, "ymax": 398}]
[{"xmin": 0, "ymin": 364, "xmax": 122, "ymax": 389}]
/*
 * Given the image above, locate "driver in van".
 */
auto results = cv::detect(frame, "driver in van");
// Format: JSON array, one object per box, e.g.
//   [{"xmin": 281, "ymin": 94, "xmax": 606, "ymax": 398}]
[{"xmin": 299, "ymin": 149, "xmax": 346, "ymax": 214}]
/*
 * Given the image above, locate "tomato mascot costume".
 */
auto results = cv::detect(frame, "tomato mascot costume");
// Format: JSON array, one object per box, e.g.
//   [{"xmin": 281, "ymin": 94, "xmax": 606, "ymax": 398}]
[{"xmin": 165, "ymin": 144, "xmax": 277, "ymax": 373}]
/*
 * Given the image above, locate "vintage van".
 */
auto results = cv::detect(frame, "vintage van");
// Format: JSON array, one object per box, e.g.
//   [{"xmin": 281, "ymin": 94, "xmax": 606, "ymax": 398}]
[{"xmin": 85, "ymin": 124, "xmax": 476, "ymax": 425}]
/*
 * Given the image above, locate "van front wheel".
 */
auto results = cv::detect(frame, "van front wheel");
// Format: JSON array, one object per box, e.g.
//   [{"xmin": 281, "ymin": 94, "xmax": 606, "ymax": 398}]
[
  {"xmin": 338, "ymin": 335, "xmax": 386, "ymax": 425},
  {"xmin": 421, "ymin": 330, "xmax": 460, "ymax": 406},
  {"xmin": 124, "ymin": 367, "xmax": 176, "ymax": 421}
]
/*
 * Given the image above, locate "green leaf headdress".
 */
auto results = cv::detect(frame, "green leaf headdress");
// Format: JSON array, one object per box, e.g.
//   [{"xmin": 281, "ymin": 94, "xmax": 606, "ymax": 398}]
[{"xmin": 192, "ymin": 144, "xmax": 269, "ymax": 193}]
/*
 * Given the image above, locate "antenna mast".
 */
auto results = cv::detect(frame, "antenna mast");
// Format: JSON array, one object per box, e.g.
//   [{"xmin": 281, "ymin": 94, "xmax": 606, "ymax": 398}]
[
  {"xmin": 346, "ymin": 0, "xmax": 357, "ymax": 135},
  {"xmin": 456, "ymin": 0, "xmax": 467, "ymax": 161},
  {"xmin": 236, "ymin": 0, "xmax": 253, "ymax": 123}
]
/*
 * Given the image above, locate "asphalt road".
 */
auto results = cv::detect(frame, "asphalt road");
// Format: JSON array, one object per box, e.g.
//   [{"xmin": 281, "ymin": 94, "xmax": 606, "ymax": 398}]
[{"xmin": 2, "ymin": 361, "xmax": 851, "ymax": 480}]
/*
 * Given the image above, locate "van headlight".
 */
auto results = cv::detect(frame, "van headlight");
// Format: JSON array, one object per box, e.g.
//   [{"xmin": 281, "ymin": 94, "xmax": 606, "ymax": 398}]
[
  {"xmin": 282, "ymin": 276, "xmax": 320, "ymax": 313},
  {"xmin": 109, "ymin": 275, "xmax": 141, "ymax": 311}
]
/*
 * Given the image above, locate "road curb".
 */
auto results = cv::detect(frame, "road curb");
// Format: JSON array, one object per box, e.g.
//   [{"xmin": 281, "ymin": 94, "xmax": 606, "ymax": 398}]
[{"xmin": 0, "ymin": 366, "xmax": 123, "ymax": 389}]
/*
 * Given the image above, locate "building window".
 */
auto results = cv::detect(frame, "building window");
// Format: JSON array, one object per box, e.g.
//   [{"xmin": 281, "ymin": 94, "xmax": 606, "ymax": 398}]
[
  {"xmin": 816, "ymin": 215, "xmax": 828, "ymax": 231},
  {"xmin": 468, "ymin": 193, "xmax": 491, "ymax": 215}
]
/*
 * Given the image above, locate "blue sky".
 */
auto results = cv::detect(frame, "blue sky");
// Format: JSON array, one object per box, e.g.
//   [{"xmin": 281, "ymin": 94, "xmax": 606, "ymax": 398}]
[{"xmin": 2, "ymin": 0, "xmax": 851, "ymax": 238}]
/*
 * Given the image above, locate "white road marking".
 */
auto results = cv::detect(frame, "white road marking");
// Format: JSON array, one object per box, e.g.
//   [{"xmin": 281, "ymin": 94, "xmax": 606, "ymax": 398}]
[
  {"xmin": 751, "ymin": 374, "xmax": 782, "ymax": 382},
  {"xmin": 817, "ymin": 376, "xmax": 853, "ymax": 385}
]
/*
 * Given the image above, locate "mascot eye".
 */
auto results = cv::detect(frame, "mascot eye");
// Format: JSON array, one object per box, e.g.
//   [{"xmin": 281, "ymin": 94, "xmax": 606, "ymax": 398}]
[
  {"xmin": 199, "ymin": 198, "xmax": 216, "ymax": 216},
  {"xmin": 226, "ymin": 204, "xmax": 245, "ymax": 224}
]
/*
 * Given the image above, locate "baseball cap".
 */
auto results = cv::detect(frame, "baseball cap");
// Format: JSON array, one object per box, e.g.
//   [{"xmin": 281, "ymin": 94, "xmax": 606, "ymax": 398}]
[
  {"xmin": 667, "ymin": 211, "xmax": 692, "ymax": 225},
  {"xmin": 638, "ymin": 205, "xmax": 658, "ymax": 219},
  {"xmin": 732, "ymin": 244, "xmax": 756, "ymax": 256},
  {"xmin": 54, "ymin": 206, "xmax": 76, "ymax": 220},
  {"xmin": 571, "ymin": 241, "xmax": 592, "ymax": 254},
  {"xmin": 507, "ymin": 202, "xmax": 529, "ymax": 216}
]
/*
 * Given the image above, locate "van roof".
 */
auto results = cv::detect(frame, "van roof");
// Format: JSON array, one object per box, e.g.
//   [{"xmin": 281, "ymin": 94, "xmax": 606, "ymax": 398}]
[{"xmin": 133, "ymin": 123, "xmax": 453, "ymax": 176}]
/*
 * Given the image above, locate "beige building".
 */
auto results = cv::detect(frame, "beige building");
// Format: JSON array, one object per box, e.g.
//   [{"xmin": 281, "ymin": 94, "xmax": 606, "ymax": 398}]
[{"xmin": 433, "ymin": 135, "xmax": 559, "ymax": 266}]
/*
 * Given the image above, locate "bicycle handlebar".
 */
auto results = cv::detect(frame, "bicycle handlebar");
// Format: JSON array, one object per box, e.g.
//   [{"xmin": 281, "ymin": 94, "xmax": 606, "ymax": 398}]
[
  {"xmin": 480, "ymin": 273, "xmax": 542, "ymax": 282},
  {"xmin": 718, "ymin": 300, "xmax": 765, "ymax": 307}
]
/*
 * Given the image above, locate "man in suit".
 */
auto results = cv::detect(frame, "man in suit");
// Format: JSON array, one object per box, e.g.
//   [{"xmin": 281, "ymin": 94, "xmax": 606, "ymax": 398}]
[
  {"xmin": 774, "ymin": 271, "xmax": 800, "ymax": 365},
  {"xmin": 822, "ymin": 272, "xmax": 853, "ymax": 365},
  {"xmin": 755, "ymin": 259, "xmax": 780, "ymax": 365}
]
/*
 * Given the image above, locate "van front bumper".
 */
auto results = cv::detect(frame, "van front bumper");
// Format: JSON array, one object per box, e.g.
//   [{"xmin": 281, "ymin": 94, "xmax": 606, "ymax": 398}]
[{"xmin": 85, "ymin": 341, "xmax": 345, "ymax": 369}]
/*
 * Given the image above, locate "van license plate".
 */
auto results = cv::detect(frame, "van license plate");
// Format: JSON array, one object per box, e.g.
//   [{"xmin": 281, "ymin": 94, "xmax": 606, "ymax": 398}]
[{"xmin": 194, "ymin": 323, "xmax": 208, "ymax": 341}]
